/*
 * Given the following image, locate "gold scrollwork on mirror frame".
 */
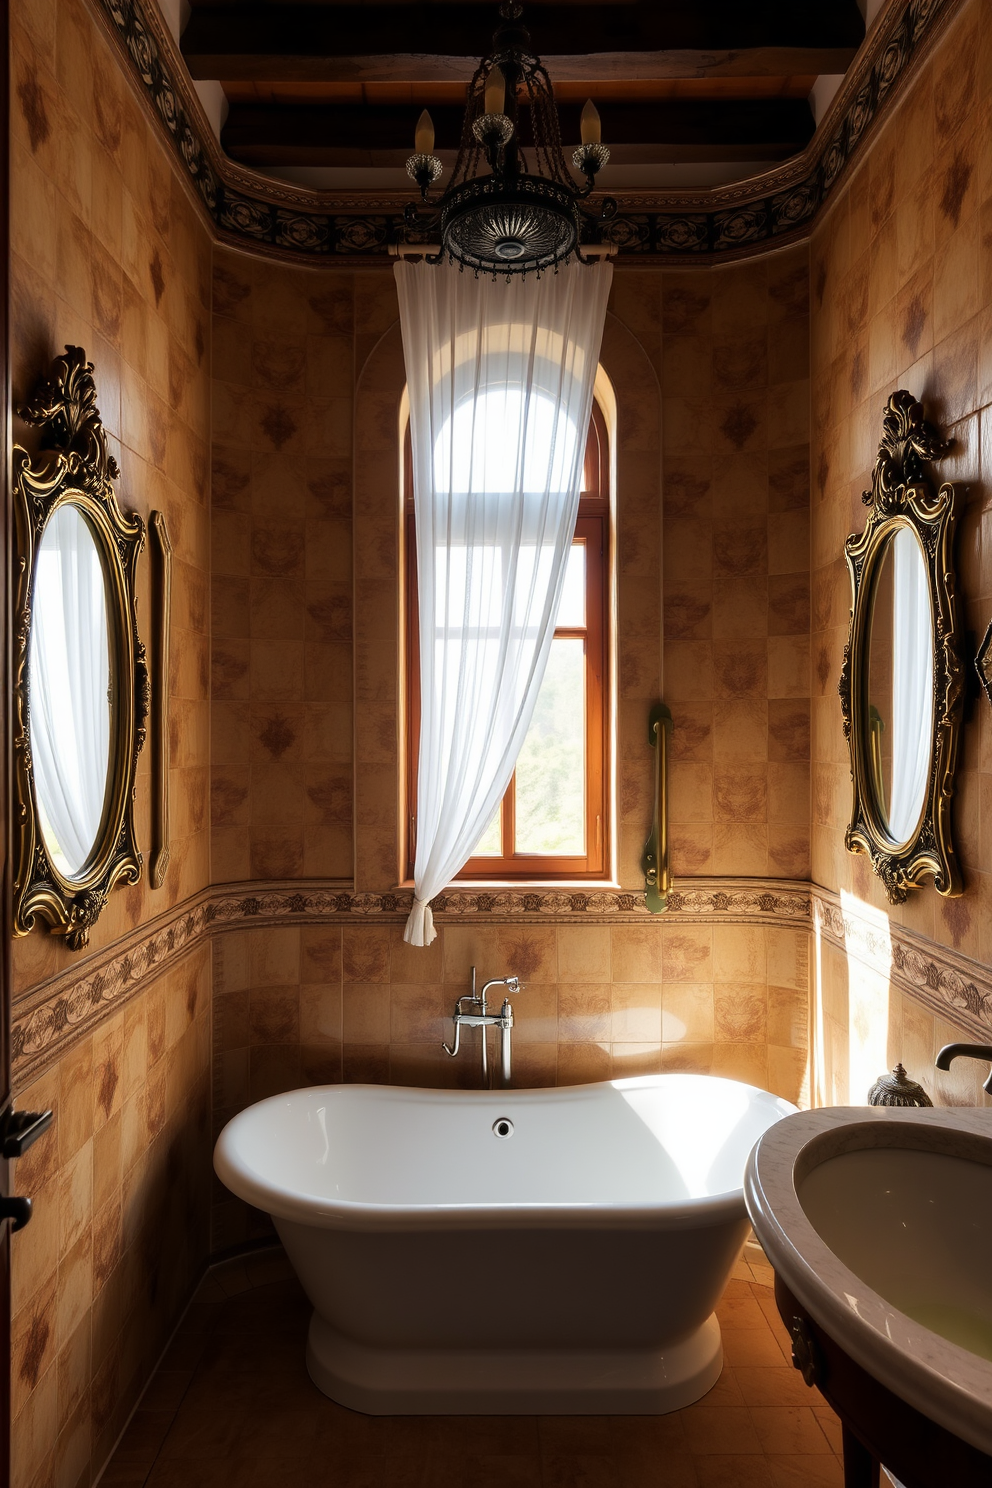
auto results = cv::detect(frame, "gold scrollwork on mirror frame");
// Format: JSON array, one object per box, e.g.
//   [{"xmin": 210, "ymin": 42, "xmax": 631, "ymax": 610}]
[
  {"xmin": 839, "ymin": 389, "xmax": 964, "ymax": 905},
  {"xmin": 13, "ymin": 346, "xmax": 149, "ymax": 949}
]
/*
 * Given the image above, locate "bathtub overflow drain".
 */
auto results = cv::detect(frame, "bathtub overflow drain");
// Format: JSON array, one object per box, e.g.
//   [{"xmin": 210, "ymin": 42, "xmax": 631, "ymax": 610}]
[{"xmin": 492, "ymin": 1118, "xmax": 514, "ymax": 1138}]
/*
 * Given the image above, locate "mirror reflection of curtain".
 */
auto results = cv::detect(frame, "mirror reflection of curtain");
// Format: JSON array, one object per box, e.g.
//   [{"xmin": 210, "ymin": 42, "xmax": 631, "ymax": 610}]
[
  {"xmin": 29, "ymin": 504, "xmax": 112, "ymax": 877},
  {"xmin": 395, "ymin": 259, "xmax": 612, "ymax": 945},
  {"xmin": 888, "ymin": 525, "xmax": 932, "ymax": 842}
]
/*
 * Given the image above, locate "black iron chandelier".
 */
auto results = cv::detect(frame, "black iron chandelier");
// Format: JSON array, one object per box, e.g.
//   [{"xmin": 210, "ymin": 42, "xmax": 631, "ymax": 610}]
[{"xmin": 399, "ymin": 2, "xmax": 616, "ymax": 276}]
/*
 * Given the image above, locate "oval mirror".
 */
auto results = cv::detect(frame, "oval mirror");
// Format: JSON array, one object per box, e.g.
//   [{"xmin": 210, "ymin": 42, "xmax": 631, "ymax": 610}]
[
  {"xmin": 865, "ymin": 523, "xmax": 934, "ymax": 846},
  {"xmin": 27, "ymin": 503, "xmax": 114, "ymax": 879},
  {"xmin": 13, "ymin": 347, "xmax": 147, "ymax": 949}
]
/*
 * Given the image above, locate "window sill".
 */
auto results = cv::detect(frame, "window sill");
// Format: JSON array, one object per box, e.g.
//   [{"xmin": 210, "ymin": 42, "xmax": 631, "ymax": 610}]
[{"xmin": 398, "ymin": 880, "xmax": 624, "ymax": 892}]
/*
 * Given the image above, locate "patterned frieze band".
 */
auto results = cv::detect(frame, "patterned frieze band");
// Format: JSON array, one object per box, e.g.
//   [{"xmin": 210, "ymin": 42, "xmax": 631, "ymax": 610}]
[{"xmin": 12, "ymin": 876, "xmax": 992, "ymax": 1083}]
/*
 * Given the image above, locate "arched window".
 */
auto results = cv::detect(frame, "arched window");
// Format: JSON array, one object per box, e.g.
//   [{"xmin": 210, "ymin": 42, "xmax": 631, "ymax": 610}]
[{"xmin": 404, "ymin": 400, "xmax": 611, "ymax": 881}]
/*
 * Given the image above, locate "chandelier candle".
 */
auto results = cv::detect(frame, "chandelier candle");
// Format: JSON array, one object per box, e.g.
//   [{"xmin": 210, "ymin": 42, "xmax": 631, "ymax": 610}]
[
  {"xmin": 415, "ymin": 110, "xmax": 435, "ymax": 156},
  {"xmin": 580, "ymin": 99, "xmax": 601, "ymax": 146},
  {"xmin": 484, "ymin": 65, "xmax": 506, "ymax": 116},
  {"xmin": 400, "ymin": 0, "xmax": 617, "ymax": 275}
]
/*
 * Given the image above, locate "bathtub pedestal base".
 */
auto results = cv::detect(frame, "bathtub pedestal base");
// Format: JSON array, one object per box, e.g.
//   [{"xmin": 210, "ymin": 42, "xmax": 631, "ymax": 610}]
[{"xmin": 306, "ymin": 1312, "xmax": 723, "ymax": 1415}]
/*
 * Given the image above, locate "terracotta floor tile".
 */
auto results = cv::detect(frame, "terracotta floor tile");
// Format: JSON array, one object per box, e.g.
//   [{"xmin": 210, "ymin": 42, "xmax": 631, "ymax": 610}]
[
  {"xmin": 156, "ymin": 1402, "xmax": 249, "ymax": 1461},
  {"xmin": 693, "ymin": 1455, "xmax": 774, "ymax": 1487},
  {"xmin": 609, "ymin": 1414, "xmax": 687, "ymax": 1455},
  {"xmin": 616, "ymin": 1453, "xmax": 698, "ymax": 1487},
  {"xmin": 714, "ymin": 1295, "xmax": 769, "ymax": 1330},
  {"xmin": 681, "ymin": 1406, "xmax": 762, "ymax": 1456},
  {"xmin": 721, "ymin": 1278, "xmax": 754, "ymax": 1299},
  {"xmin": 139, "ymin": 1369, "xmax": 193, "ymax": 1413},
  {"xmin": 98, "ymin": 1468, "xmax": 149, "ymax": 1488},
  {"xmin": 541, "ymin": 1452, "xmax": 623, "ymax": 1487},
  {"xmin": 539, "ymin": 1416, "xmax": 615, "ymax": 1453},
  {"xmin": 430, "ymin": 1453, "xmax": 543, "ymax": 1487},
  {"xmin": 721, "ymin": 1329, "xmax": 790, "ymax": 1368},
  {"xmin": 146, "ymin": 1458, "xmax": 241, "ymax": 1488},
  {"xmin": 754, "ymin": 1292, "xmax": 794, "ymax": 1345},
  {"xmin": 766, "ymin": 1453, "xmax": 845, "ymax": 1487},
  {"xmin": 430, "ymin": 1415, "xmax": 540, "ymax": 1455},
  {"xmin": 109, "ymin": 1409, "xmax": 176, "ymax": 1467},
  {"xmin": 733, "ymin": 1366, "xmax": 817, "ymax": 1408},
  {"xmin": 812, "ymin": 1405, "xmax": 844, "ymax": 1455},
  {"xmin": 106, "ymin": 1260, "xmax": 858, "ymax": 1488},
  {"xmin": 748, "ymin": 1406, "xmax": 833, "ymax": 1456},
  {"xmin": 699, "ymin": 1369, "xmax": 744, "ymax": 1407},
  {"xmin": 296, "ymin": 1450, "xmax": 431, "ymax": 1488}
]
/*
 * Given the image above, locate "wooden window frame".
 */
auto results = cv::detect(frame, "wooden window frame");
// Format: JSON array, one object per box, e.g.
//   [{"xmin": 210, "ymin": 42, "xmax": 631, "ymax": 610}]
[{"xmin": 403, "ymin": 402, "xmax": 611, "ymax": 883}]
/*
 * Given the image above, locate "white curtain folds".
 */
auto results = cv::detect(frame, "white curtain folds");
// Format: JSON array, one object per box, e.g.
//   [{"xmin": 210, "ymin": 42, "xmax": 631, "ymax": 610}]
[
  {"xmin": 28, "ymin": 504, "xmax": 112, "ymax": 877},
  {"xmin": 395, "ymin": 258, "xmax": 612, "ymax": 945}
]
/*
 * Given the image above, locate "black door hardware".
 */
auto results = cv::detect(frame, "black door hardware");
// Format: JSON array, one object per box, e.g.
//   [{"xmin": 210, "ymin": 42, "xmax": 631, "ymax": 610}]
[
  {"xmin": 0, "ymin": 1197, "xmax": 32, "ymax": 1232},
  {"xmin": 1, "ymin": 1107, "xmax": 53, "ymax": 1160}
]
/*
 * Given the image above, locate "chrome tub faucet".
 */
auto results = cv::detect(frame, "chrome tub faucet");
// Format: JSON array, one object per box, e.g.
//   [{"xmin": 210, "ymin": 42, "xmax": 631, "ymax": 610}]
[{"xmin": 442, "ymin": 966, "xmax": 525, "ymax": 1086}]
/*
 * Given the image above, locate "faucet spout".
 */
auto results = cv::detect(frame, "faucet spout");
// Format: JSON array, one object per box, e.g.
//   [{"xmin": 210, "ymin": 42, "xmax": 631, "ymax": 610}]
[
  {"xmin": 935, "ymin": 1042, "xmax": 992, "ymax": 1095},
  {"xmin": 441, "ymin": 968, "xmax": 523, "ymax": 1086}
]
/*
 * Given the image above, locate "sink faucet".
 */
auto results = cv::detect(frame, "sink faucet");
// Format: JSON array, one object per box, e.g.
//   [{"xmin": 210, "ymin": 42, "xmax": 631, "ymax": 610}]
[
  {"xmin": 935, "ymin": 1043, "xmax": 992, "ymax": 1095},
  {"xmin": 442, "ymin": 966, "xmax": 525, "ymax": 1087}
]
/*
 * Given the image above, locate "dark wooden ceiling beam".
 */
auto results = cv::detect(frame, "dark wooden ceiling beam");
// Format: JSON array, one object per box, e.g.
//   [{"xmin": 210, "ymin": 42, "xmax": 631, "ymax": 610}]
[
  {"xmin": 182, "ymin": 2, "xmax": 863, "ymax": 81},
  {"xmin": 220, "ymin": 97, "xmax": 815, "ymax": 165}
]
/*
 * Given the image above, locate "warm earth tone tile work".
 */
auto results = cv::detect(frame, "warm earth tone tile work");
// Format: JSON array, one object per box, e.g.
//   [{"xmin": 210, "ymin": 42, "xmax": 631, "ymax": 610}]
[
  {"xmin": 809, "ymin": 0, "xmax": 992, "ymax": 1104},
  {"xmin": 10, "ymin": 0, "xmax": 992, "ymax": 1483},
  {"xmin": 653, "ymin": 251, "xmax": 812, "ymax": 884},
  {"xmin": 211, "ymin": 251, "xmax": 812, "ymax": 893},
  {"xmin": 9, "ymin": 0, "xmax": 214, "ymax": 1483},
  {"xmin": 9, "ymin": 948, "xmax": 211, "ymax": 1488},
  {"xmin": 210, "ymin": 252, "xmax": 363, "ymax": 885},
  {"xmin": 816, "ymin": 936, "xmax": 992, "ymax": 1110},
  {"xmin": 210, "ymin": 919, "xmax": 810, "ymax": 1248},
  {"xmin": 101, "ymin": 1247, "xmax": 846, "ymax": 1488},
  {"xmin": 11, "ymin": 0, "xmax": 212, "ymax": 997}
]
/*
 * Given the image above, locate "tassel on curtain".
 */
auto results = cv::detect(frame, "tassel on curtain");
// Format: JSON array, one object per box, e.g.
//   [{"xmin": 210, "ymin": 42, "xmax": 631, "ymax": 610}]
[{"xmin": 395, "ymin": 258, "xmax": 612, "ymax": 946}]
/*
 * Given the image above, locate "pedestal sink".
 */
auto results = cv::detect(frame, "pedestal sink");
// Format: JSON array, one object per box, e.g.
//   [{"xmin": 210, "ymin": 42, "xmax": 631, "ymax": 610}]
[{"xmin": 745, "ymin": 1106, "xmax": 992, "ymax": 1487}]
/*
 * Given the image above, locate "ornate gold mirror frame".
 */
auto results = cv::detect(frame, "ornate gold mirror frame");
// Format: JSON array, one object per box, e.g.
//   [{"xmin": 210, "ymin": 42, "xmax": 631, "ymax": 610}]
[
  {"xmin": 839, "ymin": 390, "xmax": 963, "ymax": 904},
  {"xmin": 13, "ymin": 347, "xmax": 148, "ymax": 949}
]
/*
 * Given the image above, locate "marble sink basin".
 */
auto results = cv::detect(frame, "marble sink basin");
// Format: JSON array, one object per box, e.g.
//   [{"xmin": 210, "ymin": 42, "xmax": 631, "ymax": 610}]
[
  {"xmin": 799, "ymin": 1144, "xmax": 992, "ymax": 1363},
  {"xmin": 745, "ymin": 1105, "xmax": 992, "ymax": 1456}
]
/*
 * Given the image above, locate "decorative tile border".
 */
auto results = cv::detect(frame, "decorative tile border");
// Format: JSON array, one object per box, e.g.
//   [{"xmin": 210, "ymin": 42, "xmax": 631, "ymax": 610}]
[
  {"xmin": 812, "ymin": 890, "xmax": 992, "ymax": 1038},
  {"xmin": 16, "ymin": 875, "xmax": 992, "ymax": 1083},
  {"xmin": 89, "ymin": 0, "xmax": 965, "ymax": 265},
  {"xmin": 12, "ymin": 877, "xmax": 809, "ymax": 1082},
  {"xmin": 208, "ymin": 880, "xmax": 813, "ymax": 928},
  {"xmin": 12, "ymin": 901, "xmax": 213, "ymax": 1084}
]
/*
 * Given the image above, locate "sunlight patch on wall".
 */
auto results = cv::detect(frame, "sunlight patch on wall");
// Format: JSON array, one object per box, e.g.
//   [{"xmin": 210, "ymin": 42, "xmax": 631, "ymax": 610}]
[{"xmin": 840, "ymin": 889, "xmax": 893, "ymax": 1107}]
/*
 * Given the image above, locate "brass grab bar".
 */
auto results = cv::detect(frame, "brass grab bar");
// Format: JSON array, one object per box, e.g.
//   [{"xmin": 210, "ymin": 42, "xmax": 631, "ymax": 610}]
[
  {"xmin": 867, "ymin": 703, "xmax": 885, "ymax": 812},
  {"xmin": 641, "ymin": 702, "xmax": 673, "ymax": 913}
]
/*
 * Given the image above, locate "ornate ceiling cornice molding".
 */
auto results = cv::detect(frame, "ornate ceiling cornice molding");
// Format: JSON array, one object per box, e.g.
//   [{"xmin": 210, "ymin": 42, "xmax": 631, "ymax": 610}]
[{"xmin": 90, "ymin": 0, "xmax": 967, "ymax": 266}]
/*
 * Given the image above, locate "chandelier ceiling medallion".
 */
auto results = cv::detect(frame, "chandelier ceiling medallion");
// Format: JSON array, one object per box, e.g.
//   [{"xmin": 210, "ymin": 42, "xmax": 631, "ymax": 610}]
[{"xmin": 399, "ymin": 2, "xmax": 616, "ymax": 277}]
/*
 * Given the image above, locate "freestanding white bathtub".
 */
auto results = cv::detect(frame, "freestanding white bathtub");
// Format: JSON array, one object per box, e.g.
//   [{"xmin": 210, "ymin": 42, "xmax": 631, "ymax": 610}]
[{"xmin": 214, "ymin": 1073, "xmax": 794, "ymax": 1414}]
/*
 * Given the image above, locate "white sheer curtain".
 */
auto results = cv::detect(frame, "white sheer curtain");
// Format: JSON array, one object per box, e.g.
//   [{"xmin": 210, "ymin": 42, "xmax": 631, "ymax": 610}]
[
  {"xmin": 29, "ymin": 504, "xmax": 112, "ymax": 877},
  {"xmin": 395, "ymin": 258, "xmax": 612, "ymax": 945},
  {"xmin": 888, "ymin": 524, "xmax": 932, "ymax": 842}
]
